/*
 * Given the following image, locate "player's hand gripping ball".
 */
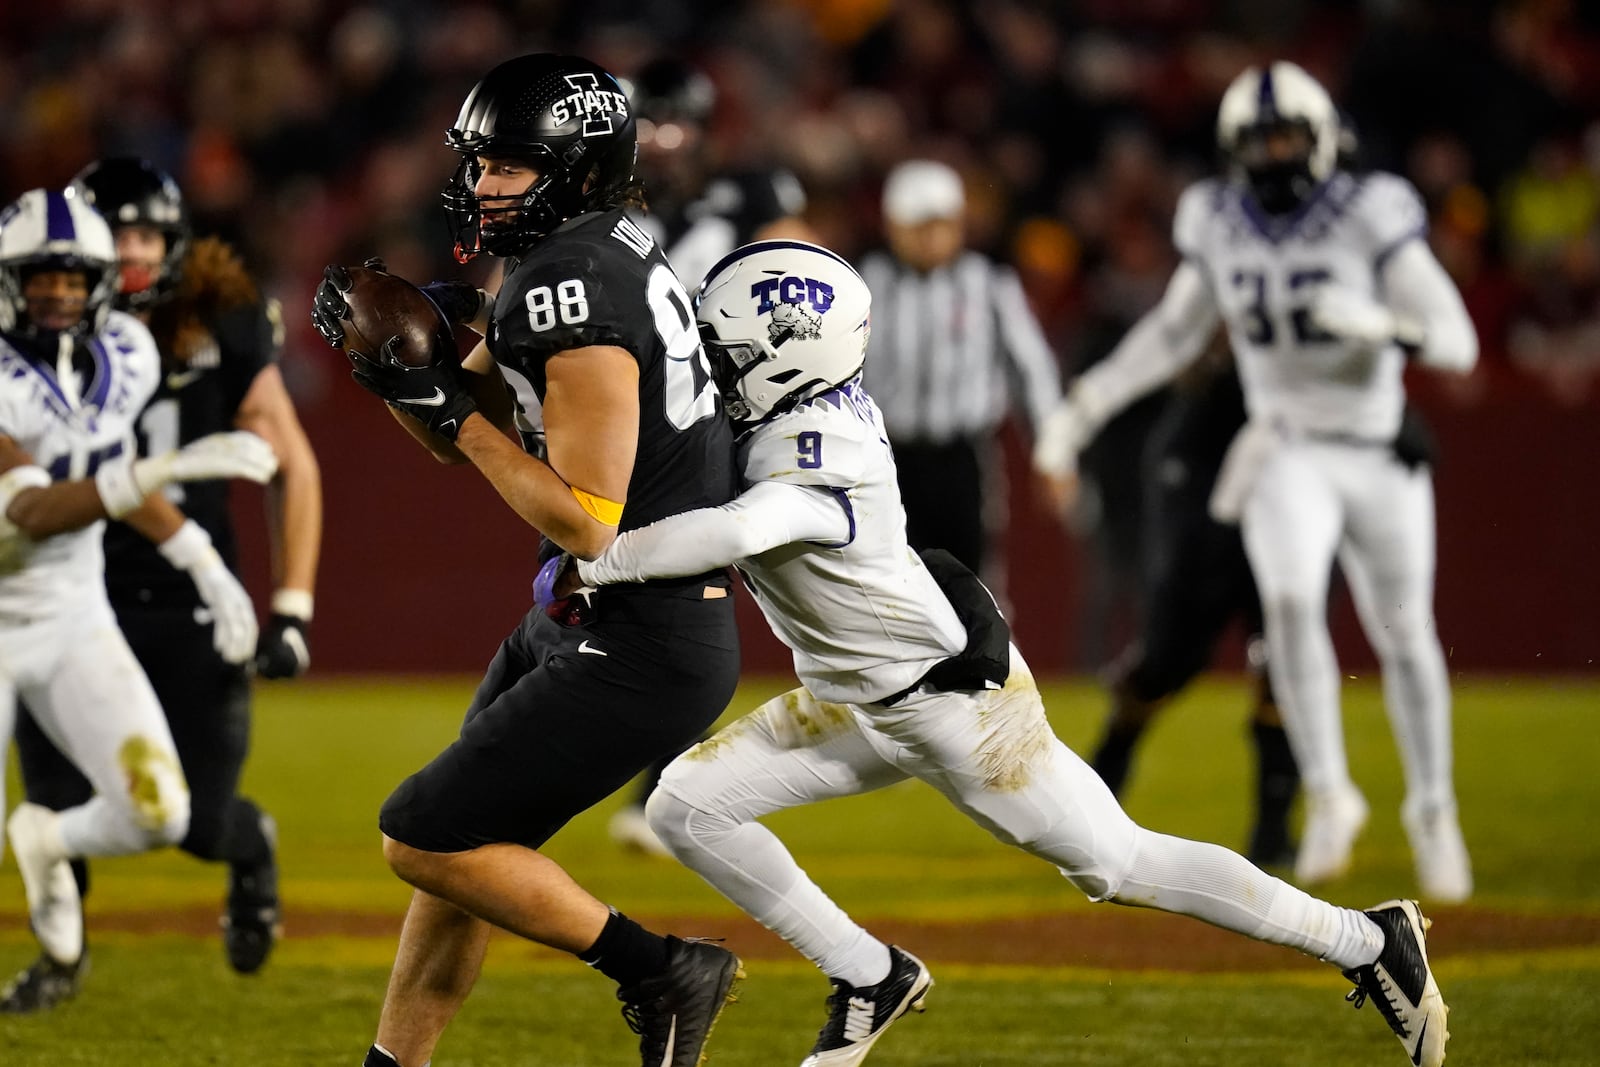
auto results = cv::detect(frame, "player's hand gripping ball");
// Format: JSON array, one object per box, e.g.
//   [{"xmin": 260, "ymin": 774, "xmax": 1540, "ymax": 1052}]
[{"xmin": 312, "ymin": 259, "xmax": 456, "ymax": 367}]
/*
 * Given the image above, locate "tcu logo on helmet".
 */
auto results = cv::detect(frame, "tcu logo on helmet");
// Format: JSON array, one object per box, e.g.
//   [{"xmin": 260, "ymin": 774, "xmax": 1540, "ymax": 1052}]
[
  {"xmin": 553, "ymin": 73, "xmax": 629, "ymax": 137},
  {"xmin": 752, "ymin": 276, "xmax": 834, "ymax": 345}
]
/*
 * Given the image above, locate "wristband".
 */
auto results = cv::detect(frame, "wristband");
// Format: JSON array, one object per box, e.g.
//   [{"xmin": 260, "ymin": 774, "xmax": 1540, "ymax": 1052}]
[
  {"xmin": 271, "ymin": 588, "xmax": 314, "ymax": 621},
  {"xmin": 95, "ymin": 461, "xmax": 148, "ymax": 518},
  {"xmin": 0, "ymin": 464, "xmax": 51, "ymax": 534},
  {"xmin": 157, "ymin": 519, "xmax": 217, "ymax": 571}
]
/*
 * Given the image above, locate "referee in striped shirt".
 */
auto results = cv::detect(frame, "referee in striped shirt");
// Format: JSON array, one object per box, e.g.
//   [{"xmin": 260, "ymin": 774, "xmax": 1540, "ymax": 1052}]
[{"xmin": 859, "ymin": 159, "xmax": 1063, "ymax": 581}]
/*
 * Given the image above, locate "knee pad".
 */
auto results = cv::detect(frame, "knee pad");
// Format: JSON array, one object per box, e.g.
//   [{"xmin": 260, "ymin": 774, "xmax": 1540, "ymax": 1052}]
[{"xmin": 643, "ymin": 786, "xmax": 722, "ymax": 856}]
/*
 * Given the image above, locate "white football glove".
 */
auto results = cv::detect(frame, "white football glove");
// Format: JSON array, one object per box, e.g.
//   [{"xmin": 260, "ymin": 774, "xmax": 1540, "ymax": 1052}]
[
  {"xmin": 97, "ymin": 431, "xmax": 279, "ymax": 518},
  {"xmin": 158, "ymin": 520, "xmax": 259, "ymax": 664},
  {"xmin": 1031, "ymin": 397, "xmax": 1091, "ymax": 480},
  {"xmin": 1308, "ymin": 286, "xmax": 1423, "ymax": 349}
]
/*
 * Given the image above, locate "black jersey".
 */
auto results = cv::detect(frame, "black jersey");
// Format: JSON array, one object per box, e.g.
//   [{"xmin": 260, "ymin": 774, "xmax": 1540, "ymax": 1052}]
[
  {"xmin": 103, "ymin": 299, "xmax": 280, "ymax": 607},
  {"xmin": 487, "ymin": 208, "xmax": 735, "ymax": 553}
]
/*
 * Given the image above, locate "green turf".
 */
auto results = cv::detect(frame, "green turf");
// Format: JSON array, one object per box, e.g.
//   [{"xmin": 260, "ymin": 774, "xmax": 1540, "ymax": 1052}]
[{"xmin": 2, "ymin": 673, "xmax": 1597, "ymax": 1064}]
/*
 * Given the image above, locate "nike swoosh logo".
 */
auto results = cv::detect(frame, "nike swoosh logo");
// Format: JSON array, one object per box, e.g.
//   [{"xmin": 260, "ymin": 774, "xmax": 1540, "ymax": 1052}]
[
  {"xmin": 578, "ymin": 640, "xmax": 607, "ymax": 656},
  {"xmin": 659, "ymin": 1016, "xmax": 675, "ymax": 1065},
  {"xmin": 400, "ymin": 388, "xmax": 448, "ymax": 407},
  {"xmin": 166, "ymin": 368, "xmax": 204, "ymax": 390},
  {"xmin": 1411, "ymin": 1017, "xmax": 1428, "ymax": 1065}
]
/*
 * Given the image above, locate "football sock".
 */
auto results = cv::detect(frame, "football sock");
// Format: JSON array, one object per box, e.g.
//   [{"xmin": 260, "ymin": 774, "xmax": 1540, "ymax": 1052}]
[
  {"xmin": 1114, "ymin": 825, "xmax": 1384, "ymax": 969},
  {"xmin": 364, "ymin": 1044, "xmax": 426, "ymax": 1067},
  {"xmin": 650, "ymin": 787, "xmax": 890, "ymax": 987},
  {"xmin": 579, "ymin": 908, "xmax": 671, "ymax": 987},
  {"xmin": 1249, "ymin": 721, "xmax": 1299, "ymax": 857}
]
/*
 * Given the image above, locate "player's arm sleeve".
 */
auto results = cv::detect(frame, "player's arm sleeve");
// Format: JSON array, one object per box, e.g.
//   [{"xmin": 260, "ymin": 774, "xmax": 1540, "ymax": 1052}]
[
  {"xmin": 990, "ymin": 266, "xmax": 1063, "ymax": 438},
  {"xmin": 1379, "ymin": 239, "xmax": 1478, "ymax": 374},
  {"xmin": 579, "ymin": 480, "xmax": 849, "ymax": 584},
  {"xmin": 1077, "ymin": 260, "xmax": 1219, "ymax": 427}
]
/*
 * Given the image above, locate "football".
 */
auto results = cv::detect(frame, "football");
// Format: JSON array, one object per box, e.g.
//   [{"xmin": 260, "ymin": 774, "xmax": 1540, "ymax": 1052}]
[{"xmin": 337, "ymin": 265, "xmax": 456, "ymax": 367}]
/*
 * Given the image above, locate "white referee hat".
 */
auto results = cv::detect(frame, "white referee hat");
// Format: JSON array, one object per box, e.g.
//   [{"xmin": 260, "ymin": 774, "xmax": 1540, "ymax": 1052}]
[{"xmin": 882, "ymin": 160, "xmax": 965, "ymax": 225}]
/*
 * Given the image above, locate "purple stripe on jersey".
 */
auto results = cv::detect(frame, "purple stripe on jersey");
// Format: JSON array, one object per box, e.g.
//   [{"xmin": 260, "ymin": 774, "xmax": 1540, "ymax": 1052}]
[
  {"xmin": 808, "ymin": 486, "xmax": 856, "ymax": 549},
  {"xmin": 44, "ymin": 190, "xmax": 76, "ymax": 242},
  {"xmin": 85, "ymin": 337, "xmax": 113, "ymax": 409}
]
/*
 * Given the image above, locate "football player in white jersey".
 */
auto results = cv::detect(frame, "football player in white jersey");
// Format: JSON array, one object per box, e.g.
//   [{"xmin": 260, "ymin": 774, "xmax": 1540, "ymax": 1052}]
[
  {"xmin": 0, "ymin": 188, "xmax": 278, "ymax": 1010},
  {"xmin": 1032, "ymin": 62, "xmax": 1477, "ymax": 904},
  {"xmin": 544, "ymin": 240, "xmax": 1450, "ymax": 1067}
]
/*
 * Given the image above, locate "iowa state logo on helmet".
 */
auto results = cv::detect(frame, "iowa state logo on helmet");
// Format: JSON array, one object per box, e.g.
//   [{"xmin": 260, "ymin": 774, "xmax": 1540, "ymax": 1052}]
[{"xmin": 552, "ymin": 73, "xmax": 630, "ymax": 136}]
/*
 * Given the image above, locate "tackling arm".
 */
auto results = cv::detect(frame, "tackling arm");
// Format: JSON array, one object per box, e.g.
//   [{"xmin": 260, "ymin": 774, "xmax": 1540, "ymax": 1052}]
[{"xmin": 578, "ymin": 480, "xmax": 851, "ymax": 586}]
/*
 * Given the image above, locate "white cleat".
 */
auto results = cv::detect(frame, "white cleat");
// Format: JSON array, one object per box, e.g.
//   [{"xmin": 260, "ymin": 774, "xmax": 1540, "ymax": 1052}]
[
  {"xmin": 7, "ymin": 804, "xmax": 83, "ymax": 966},
  {"xmin": 801, "ymin": 946, "xmax": 932, "ymax": 1067},
  {"xmin": 1295, "ymin": 784, "xmax": 1369, "ymax": 885},
  {"xmin": 1402, "ymin": 804, "xmax": 1473, "ymax": 904},
  {"xmin": 1342, "ymin": 899, "xmax": 1450, "ymax": 1067}
]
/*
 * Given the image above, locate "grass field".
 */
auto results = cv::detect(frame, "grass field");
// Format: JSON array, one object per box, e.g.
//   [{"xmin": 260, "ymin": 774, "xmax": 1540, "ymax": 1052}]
[{"xmin": 3, "ymin": 673, "xmax": 1598, "ymax": 1065}]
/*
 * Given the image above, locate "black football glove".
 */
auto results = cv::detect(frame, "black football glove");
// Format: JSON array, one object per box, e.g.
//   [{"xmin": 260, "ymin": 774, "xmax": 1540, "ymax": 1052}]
[
  {"xmin": 255, "ymin": 612, "xmax": 311, "ymax": 679},
  {"xmin": 311, "ymin": 264, "xmax": 353, "ymax": 349},
  {"xmin": 312, "ymin": 258, "xmax": 389, "ymax": 349},
  {"xmin": 422, "ymin": 281, "xmax": 488, "ymax": 325},
  {"xmin": 350, "ymin": 337, "xmax": 477, "ymax": 441}
]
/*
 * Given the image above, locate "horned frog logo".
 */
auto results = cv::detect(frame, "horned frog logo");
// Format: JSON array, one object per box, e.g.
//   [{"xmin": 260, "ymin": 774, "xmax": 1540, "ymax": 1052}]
[{"xmin": 768, "ymin": 300, "xmax": 823, "ymax": 346}]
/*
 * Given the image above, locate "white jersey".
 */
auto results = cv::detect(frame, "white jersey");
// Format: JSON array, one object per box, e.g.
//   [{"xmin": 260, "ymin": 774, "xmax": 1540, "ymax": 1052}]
[
  {"xmin": 1176, "ymin": 171, "xmax": 1427, "ymax": 440},
  {"xmin": 0, "ymin": 311, "xmax": 161, "ymax": 614},
  {"xmin": 582, "ymin": 380, "xmax": 967, "ymax": 705},
  {"xmin": 732, "ymin": 382, "xmax": 966, "ymax": 703}
]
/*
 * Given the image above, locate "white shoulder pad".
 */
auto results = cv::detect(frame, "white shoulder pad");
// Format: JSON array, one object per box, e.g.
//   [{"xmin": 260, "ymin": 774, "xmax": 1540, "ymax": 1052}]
[
  {"xmin": 1172, "ymin": 179, "xmax": 1225, "ymax": 261},
  {"xmin": 1356, "ymin": 171, "xmax": 1429, "ymax": 263},
  {"xmin": 740, "ymin": 391, "xmax": 883, "ymax": 490},
  {"xmin": 100, "ymin": 310, "xmax": 163, "ymax": 407}
]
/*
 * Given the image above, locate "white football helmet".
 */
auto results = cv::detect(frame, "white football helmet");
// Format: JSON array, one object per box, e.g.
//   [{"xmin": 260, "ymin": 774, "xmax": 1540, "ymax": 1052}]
[
  {"xmin": 0, "ymin": 188, "xmax": 119, "ymax": 339},
  {"xmin": 1216, "ymin": 61, "xmax": 1339, "ymax": 213},
  {"xmin": 695, "ymin": 240, "xmax": 872, "ymax": 424}
]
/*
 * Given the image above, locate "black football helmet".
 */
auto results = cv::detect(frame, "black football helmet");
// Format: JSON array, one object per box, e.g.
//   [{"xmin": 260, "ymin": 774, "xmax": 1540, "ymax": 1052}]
[
  {"xmin": 69, "ymin": 157, "xmax": 190, "ymax": 310},
  {"xmin": 442, "ymin": 53, "xmax": 638, "ymax": 260}
]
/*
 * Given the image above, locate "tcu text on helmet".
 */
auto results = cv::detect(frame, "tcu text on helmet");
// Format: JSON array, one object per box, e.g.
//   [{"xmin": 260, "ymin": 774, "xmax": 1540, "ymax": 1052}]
[
  {"xmin": 552, "ymin": 73, "xmax": 629, "ymax": 136},
  {"xmin": 751, "ymin": 276, "xmax": 834, "ymax": 316}
]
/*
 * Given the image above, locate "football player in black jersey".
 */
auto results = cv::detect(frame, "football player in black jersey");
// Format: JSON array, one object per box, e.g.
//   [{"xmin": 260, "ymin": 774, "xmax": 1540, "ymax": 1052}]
[
  {"xmin": 312, "ymin": 53, "xmax": 743, "ymax": 1067},
  {"xmin": 7, "ymin": 157, "xmax": 322, "ymax": 994}
]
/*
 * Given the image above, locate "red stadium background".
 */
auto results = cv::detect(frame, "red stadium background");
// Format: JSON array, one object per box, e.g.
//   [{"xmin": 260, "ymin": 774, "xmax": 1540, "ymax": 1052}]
[{"xmin": 233, "ymin": 356, "xmax": 1598, "ymax": 677}]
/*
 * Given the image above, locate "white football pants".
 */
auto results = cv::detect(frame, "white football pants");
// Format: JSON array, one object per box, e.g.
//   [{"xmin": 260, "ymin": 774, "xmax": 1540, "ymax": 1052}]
[
  {"xmin": 648, "ymin": 647, "xmax": 1383, "ymax": 982},
  {"xmin": 0, "ymin": 595, "xmax": 189, "ymax": 857},
  {"xmin": 1241, "ymin": 438, "xmax": 1457, "ymax": 821}
]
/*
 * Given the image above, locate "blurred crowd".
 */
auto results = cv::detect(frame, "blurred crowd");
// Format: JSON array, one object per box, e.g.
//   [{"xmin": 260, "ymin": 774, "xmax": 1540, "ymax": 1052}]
[{"xmin": 2, "ymin": 0, "xmax": 1597, "ymax": 409}]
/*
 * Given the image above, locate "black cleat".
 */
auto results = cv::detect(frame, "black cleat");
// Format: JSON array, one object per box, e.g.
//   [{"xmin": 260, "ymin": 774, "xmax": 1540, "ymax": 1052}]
[
  {"xmin": 1342, "ymin": 899, "xmax": 1449, "ymax": 1067},
  {"xmin": 222, "ymin": 814, "xmax": 281, "ymax": 975},
  {"xmin": 0, "ymin": 951, "xmax": 88, "ymax": 1013},
  {"xmin": 802, "ymin": 945, "xmax": 932, "ymax": 1066},
  {"xmin": 617, "ymin": 936, "xmax": 743, "ymax": 1066}
]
